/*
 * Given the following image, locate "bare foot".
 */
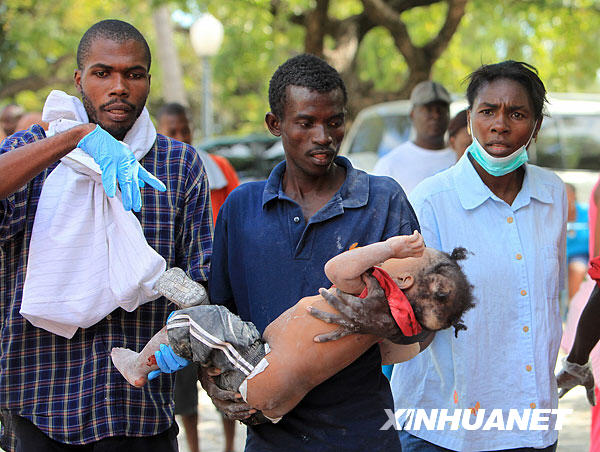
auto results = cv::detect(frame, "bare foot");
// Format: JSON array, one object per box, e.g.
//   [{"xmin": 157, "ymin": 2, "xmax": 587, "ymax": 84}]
[
  {"xmin": 111, "ymin": 347, "xmax": 158, "ymax": 387},
  {"xmin": 111, "ymin": 327, "xmax": 168, "ymax": 387}
]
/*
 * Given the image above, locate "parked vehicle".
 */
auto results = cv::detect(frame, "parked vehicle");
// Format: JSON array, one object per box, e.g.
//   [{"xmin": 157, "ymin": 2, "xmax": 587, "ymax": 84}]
[
  {"xmin": 196, "ymin": 133, "xmax": 281, "ymax": 182},
  {"xmin": 340, "ymin": 94, "xmax": 600, "ymax": 201}
]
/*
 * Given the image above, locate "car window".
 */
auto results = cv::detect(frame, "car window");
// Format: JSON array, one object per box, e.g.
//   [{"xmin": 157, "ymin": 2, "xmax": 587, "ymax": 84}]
[
  {"xmin": 348, "ymin": 113, "xmax": 412, "ymax": 157},
  {"xmin": 534, "ymin": 116, "xmax": 562, "ymax": 168},
  {"xmin": 557, "ymin": 115, "xmax": 600, "ymax": 170},
  {"xmin": 201, "ymin": 136, "xmax": 282, "ymax": 182},
  {"xmin": 535, "ymin": 115, "xmax": 600, "ymax": 170}
]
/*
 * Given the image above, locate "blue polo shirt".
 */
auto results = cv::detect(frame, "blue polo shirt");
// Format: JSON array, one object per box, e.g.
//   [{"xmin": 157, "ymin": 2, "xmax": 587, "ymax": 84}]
[{"xmin": 209, "ymin": 156, "xmax": 419, "ymax": 452}]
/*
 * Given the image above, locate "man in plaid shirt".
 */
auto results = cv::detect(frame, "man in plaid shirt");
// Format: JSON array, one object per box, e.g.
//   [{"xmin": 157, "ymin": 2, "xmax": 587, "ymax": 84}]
[{"xmin": 0, "ymin": 20, "xmax": 212, "ymax": 451}]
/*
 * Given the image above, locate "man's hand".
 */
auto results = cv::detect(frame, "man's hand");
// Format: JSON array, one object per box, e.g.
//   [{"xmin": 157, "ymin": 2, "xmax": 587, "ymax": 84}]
[
  {"xmin": 199, "ymin": 366, "xmax": 258, "ymax": 421},
  {"xmin": 77, "ymin": 125, "xmax": 166, "ymax": 211},
  {"xmin": 308, "ymin": 273, "xmax": 422, "ymax": 344},
  {"xmin": 556, "ymin": 358, "xmax": 596, "ymax": 406},
  {"xmin": 385, "ymin": 230, "xmax": 424, "ymax": 259}
]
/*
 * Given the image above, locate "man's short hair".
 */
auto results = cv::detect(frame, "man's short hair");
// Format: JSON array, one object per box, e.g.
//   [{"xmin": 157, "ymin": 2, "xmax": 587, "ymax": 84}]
[
  {"xmin": 157, "ymin": 103, "xmax": 188, "ymax": 121},
  {"xmin": 268, "ymin": 54, "xmax": 347, "ymax": 119},
  {"xmin": 77, "ymin": 19, "xmax": 151, "ymax": 70}
]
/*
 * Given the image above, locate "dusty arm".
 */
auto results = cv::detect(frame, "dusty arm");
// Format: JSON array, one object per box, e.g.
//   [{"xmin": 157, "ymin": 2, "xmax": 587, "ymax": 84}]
[{"xmin": 324, "ymin": 231, "xmax": 423, "ymax": 294}]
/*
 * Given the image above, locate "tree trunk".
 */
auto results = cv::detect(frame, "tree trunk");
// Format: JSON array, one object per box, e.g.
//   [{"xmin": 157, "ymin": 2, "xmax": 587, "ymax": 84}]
[
  {"xmin": 297, "ymin": 0, "xmax": 468, "ymax": 116},
  {"xmin": 153, "ymin": 6, "xmax": 188, "ymax": 106}
]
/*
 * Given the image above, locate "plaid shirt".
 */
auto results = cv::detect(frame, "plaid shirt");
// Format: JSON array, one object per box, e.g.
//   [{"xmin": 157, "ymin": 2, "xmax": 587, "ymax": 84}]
[{"xmin": 0, "ymin": 125, "xmax": 212, "ymax": 446}]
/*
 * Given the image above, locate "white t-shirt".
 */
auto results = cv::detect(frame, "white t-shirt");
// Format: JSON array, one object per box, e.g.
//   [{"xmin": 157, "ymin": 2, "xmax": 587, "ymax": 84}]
[{"xmin": 372, "ymin": 141, "xmax": 456, "ymax": 194}]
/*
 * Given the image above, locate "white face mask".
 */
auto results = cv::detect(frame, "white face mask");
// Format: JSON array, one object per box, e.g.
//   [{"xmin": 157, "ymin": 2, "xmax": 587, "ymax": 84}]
[{"xmin": 467, "ymin": 118, "xmax": 537, "ymax": 177}]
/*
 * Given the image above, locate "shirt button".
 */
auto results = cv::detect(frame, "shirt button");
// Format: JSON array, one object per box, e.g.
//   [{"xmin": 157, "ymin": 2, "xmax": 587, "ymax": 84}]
[
  {"xmin": 293, "ymin": 216, "xmax": 300, "ymax": 223},
  {"xmin": 526, "ymin": 365, "xmax": 532, "ymax": 372},
  {"xmin": 516, "ymin": 253, "xmax": 522, "ymax": 260},
  {"xmin": 520, "ymin": 290, "xmax": 527, "ymax": 296},
  {"xmin": 106, "ymin": 314, "xmax": 112, "ymax": 320},
  {"xmin": 530, "ymin": 402, "xmax": 536, "ymax": 409},
  {"xmin": 507, "ymin": 217, "xmax": 514, "ymax": 223},
  {"xmin": 523, "ymin": 326, "xmax": 529, "ymax": 332}
]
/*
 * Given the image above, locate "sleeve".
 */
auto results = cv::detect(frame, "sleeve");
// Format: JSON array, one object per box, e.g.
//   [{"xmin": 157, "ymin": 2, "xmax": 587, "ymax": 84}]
[
  {"xmin": 208, "ymin": 196, "xmax": 237, "ymax": 314},
  {"xmin": 558, "ymin": 183, "xmax": 568, "ymax": 293},
  {"xmin": 218, "ymin": 156, "xmax": 240, "ymax": 196},
  {"xmin": 409, "ymin": 191, "xmax": 443, "ymax": 251},
  {"xmin": 176, "ymin": 146, "xmax": 213, "ymax": 285},
  {"xmin": 0, "ymin": 126, "xmax": 46, "ymax": 243},
  {"xmin": 380, "ymin": 181, "xmax": 421, "ymax": 241}
]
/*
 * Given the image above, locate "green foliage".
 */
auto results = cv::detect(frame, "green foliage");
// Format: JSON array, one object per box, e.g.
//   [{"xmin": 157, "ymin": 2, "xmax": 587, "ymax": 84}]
[
  {"xmin": 2, "ymin": 0, "xmax": 600, "ymax": 135},
  {"xmin": 0, "ymin": 0, "xmax": 160, "ymax": 110},
  {"xmin": 432, "ymin": 0, "xmax": 600, "ymax": 95}
]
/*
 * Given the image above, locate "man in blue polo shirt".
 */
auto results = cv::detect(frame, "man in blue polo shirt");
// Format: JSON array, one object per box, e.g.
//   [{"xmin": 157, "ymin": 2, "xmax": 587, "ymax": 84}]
[{"xmin": 205, "ymin": 54, "xmax": 419, "ymax": 451}]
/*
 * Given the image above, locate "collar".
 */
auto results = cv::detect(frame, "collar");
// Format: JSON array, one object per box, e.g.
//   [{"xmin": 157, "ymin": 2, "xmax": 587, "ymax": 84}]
[
  {"xmin": 262, "ymin": 155, "xmax": 369, "ymax": 210},
  {"xmin": 453, "ymin": 153, "xmax": 553, "ymax": 211}
]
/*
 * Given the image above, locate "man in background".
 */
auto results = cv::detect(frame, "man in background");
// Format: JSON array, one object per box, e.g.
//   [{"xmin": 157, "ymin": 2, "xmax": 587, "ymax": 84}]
[
  {"xmin": 0, "ymin": 104, "xmax": 24, "ymax": 139},
  {"xmin": 157, "ymin": 102, "xmax": 239, "ymax": 452},
  {"xmin": 447, "ymin": 109, "xmax": 471, "ymax": 159},
  {"xmin": 157, "ymin": 103, "xmax": 239, "ymax": 225},
  {"xmin": 373, "ymin": 81, "xmax": 455, "ymax": 194}
]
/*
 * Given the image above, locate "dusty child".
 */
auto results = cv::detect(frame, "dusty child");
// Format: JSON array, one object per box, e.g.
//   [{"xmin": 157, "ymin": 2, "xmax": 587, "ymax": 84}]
[{"xmin": 111, "ymin": 232, "xmax": 474, "ymax": 421}]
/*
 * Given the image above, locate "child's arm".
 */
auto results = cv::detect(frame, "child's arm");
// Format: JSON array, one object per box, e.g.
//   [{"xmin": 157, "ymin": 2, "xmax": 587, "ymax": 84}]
[
  {"xmin": 245, "ymin": 291, "xmax": 380, "ymax": 418},
  {"xmin": 324, "ymin": 231, "xmax": 424, "ymax": 294}
]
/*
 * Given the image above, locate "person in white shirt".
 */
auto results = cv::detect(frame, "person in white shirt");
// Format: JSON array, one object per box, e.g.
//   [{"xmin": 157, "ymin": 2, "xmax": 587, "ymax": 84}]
[
  {"xmin": 310, "ymin": 60, "xmax": 566, "ymax": 452},
  {"xmin": 373, "ymin": 81, "xmax": 456, "ymax": 194},
  {"xmin": 390, "ymin": 61, "xmax": 565, "ymax": 451},
  {"xmin": 447, "ymin": 109, "xmax": 471, "ymax": 160}
]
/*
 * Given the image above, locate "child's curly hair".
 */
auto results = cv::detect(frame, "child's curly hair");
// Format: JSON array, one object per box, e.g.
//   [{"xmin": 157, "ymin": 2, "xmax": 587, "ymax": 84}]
[{"xmin": 412, "ymin": 247, "xmax": 475, "ymax": 337}]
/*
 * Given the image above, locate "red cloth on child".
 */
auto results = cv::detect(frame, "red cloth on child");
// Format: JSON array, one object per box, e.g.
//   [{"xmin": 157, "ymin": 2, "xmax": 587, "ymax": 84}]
[
  {"xmin": 589, "ymin": 256, "xmax": 600, "ymax": 282},
  {"xmin": 359, "ymin": 267, "xmax": 422, "ymax": 337}
]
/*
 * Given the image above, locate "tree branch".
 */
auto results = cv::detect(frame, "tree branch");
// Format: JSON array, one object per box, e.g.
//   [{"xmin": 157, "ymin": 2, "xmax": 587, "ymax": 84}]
[
  {"xmin": 304, "ymin": 0, "xmax": 330, "ymax": 56},
  {"xmin": 424, "ymin": 0, "xmax": 468, "ymax": 60},
  {"xmin": 360, "ymin": 0, "xmax": 416, "ymax": 61},
  {"xmin": 389, "ymin": 0, "xmax": 444, "ymax": 13},
  {"xmin": 0, "ymin": 54, "xmax": 73, "ymax": 99}
]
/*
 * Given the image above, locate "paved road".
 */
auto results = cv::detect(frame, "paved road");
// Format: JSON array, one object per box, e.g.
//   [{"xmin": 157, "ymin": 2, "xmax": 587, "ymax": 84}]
[{"xmin": 178, "ymin": 380, "xmax": 592, "ymax": 452}]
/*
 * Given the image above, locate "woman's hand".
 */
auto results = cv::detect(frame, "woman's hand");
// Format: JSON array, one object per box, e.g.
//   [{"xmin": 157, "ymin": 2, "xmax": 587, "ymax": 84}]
[{"xmin": 385, "ymin": 231, "xmax": 424, "ymax": 259}]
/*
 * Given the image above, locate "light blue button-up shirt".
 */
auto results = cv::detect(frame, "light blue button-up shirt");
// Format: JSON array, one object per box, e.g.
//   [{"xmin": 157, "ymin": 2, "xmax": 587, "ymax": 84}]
[{"xmin": 391, "ymin": 154, "xmax": 566, "ymax": 451}]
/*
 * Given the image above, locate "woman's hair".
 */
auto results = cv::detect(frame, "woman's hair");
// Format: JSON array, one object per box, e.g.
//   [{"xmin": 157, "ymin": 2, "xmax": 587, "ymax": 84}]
[
  {"xmin": 466, "ymin": 60, "xmax": 547, "ymax": 120},
  {"xmin": 412, "ymin": 247, "xmax": 475, "ymax": 337}
]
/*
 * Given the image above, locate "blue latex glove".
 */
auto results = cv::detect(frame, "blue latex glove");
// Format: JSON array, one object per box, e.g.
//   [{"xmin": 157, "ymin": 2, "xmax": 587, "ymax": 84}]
[
  {"xmin": 77, "ymin": 125, "xmax": 166, "ymax": 211},
  {"xmin": 148, "ymin": 343, "xmax": 189, "ymax": 380}
]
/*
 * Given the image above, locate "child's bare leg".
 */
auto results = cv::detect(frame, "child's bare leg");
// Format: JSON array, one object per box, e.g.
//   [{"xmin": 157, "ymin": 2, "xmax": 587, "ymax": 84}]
[{"xmin": 111, "ymin": 326, "xmax": 168, "ymax": 387}]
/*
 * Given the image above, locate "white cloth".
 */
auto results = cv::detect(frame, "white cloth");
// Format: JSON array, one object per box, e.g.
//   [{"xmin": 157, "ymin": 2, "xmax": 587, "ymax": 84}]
[
  {"xmin": 20, "ymin": 90, "xmax": 166, "ymax": 339},
  {"xmin": 196, "ymin": 148, "xmax": 227, "ymax": 190},
  {"xmin": 238, "ymin": 346, "xmax": 282, "ymax": 423},
  {"xmin": 391, "ymin": 154, "xmax": 567, "ymax": 451},
  {"xmin": 372, "ymin": 141, "xmax": 456, "ymax": 194}
]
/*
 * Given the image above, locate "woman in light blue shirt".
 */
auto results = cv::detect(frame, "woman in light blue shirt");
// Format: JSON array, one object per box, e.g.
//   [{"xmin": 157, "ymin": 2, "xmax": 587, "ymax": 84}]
[{"xmin": 391, "ymin": 61, "xmax": 566, "ymax": 451}]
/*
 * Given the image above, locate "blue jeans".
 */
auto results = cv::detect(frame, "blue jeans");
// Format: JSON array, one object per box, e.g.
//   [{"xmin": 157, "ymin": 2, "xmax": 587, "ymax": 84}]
[{"xmin": 398, "ymin": 430, "xmax": 557, "ymax": 452}]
